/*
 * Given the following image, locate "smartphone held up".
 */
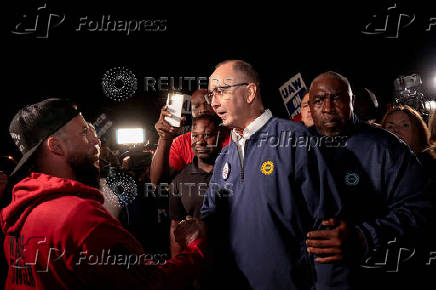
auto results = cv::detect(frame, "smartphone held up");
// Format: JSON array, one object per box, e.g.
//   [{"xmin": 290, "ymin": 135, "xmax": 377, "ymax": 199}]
[{"xmin": 164, "ymin": 92, "xmax": 191, "ymax": 127}]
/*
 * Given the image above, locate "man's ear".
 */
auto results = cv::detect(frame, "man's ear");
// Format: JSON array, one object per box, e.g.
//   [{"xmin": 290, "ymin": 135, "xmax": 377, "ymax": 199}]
[
  {"xmin": 246, "ymin": 83, "xmax": 257, "ymax": 104},
  {"xmin": 350, "ymin": 94, "xmax": 355, "ymax": 111},
  {"xmin": 46, "ymin": 136, "xmax": 66, "ymax": 156}
]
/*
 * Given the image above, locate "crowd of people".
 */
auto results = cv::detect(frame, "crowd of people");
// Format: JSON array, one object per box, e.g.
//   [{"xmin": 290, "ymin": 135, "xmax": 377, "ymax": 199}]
[{"xmin": 0, "ymin": 60, "xmax": 434, "ymax": 289}]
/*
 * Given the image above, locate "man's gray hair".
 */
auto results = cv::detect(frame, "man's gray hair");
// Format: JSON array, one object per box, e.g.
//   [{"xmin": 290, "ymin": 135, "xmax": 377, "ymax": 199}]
[{"xmin": 215, "ymin": 59, "xmax": 260, "ymax": 85}]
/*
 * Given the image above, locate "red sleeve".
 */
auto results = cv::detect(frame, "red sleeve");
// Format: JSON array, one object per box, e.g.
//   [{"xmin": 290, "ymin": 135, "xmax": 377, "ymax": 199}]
[
  {"xmin": 169, "ymin": 132, "xmax": 194, "ymax": 172},
  {"xmin": 67, "ymin": 200, "xmax": 205, "ymax": 289},
  {"xmin": 221, "ymin": 127, "xmax": 232, "ymax": 147},
  {"xmin": 292, "ymin": 113, "xmax": 302, "ymax": 122}
]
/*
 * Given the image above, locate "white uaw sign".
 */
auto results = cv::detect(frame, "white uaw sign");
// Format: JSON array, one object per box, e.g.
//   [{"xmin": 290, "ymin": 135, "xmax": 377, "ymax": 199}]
[{"xmin": 279, "ymin": 73, "xmax": 307, "ymax": 120}]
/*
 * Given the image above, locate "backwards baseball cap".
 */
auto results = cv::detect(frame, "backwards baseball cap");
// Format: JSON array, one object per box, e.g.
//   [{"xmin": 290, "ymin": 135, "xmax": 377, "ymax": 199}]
[{"xmin": 9, "ymin": 98, "xmax": 80, "ymax": 176}]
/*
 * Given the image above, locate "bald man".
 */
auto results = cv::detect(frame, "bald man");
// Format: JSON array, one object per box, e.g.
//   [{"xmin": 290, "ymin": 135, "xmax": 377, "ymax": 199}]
[
  {"xmin": 201, "ymin": 60, "xmax": 346, "ymax": 290},
  {"xmin": 306, "ymin": 71, "xmax": 431, "ymax": 289}
]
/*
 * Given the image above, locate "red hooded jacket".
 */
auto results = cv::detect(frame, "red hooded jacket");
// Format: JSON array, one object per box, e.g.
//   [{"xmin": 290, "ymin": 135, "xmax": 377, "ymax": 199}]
[{"xmin": 0, "ymin": 173, "xmax": 204, "ymax": 289}]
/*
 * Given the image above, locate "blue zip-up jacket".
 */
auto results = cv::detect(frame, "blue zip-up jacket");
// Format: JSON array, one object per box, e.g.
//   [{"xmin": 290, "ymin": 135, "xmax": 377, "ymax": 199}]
[
  {"xmin": 201, "ymin": 117, "xmax": 343, "ymax": 290},
  {"xmin": 201, "ymin": 116, "xmax": 430, "ymax": 290},
  {"xmin": 309, "ymin": 116, "xmax": 431, "ymax": 290}
]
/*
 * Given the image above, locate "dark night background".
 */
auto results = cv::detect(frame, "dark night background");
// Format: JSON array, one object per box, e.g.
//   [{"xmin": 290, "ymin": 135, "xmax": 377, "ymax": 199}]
[{"xmin": 3, "ymin": 0, "xmax": 436, "ymax": 159}]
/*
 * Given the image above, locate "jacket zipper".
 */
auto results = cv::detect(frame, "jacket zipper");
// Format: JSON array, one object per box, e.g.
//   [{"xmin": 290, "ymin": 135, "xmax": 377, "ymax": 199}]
[{"xmin": 240, "ymin": 140, "xmax": 249, "ymax": 183}]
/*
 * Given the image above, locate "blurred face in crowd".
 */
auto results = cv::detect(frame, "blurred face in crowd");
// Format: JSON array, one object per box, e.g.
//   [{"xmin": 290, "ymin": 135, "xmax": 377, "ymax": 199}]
[
  {"xmin": 301, "ymin": 92, "xmax": 314, "ymax": 127},
  {"xmin": 59, "ymin": 115, "xmax": 101, "ymax": 187},
  {"xmin": 208, "ymin": 62, "xmax": 251, "ymax": 129},
  {"xmin": 309, "ymin": 74, "xmax": 353, "ymax": 136},
  {"xmin": 121, "ymin": 156, "xmax": 134, "ymax": 174},
  {"xmin": 191, "ymin": 89, "xmax": 214, "ymax": 118},
  {"xmin": 383, "ymin": 111, "xmax": 416, "ymax": 150},
  {"xmin": 191, "ymin": 119, "xmax": 221, "ymax": 162}
]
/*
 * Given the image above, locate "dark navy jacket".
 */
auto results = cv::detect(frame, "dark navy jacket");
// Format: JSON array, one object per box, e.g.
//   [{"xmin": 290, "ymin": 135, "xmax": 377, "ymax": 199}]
[
  {"xmin": 309, "ymin": 117, "xmax": 431, "ymax": 290},
  {"xmin": 201, "ymin": 116, "xmax": 430, "ymax": 290},
  {"xmin": 201, "ymin": 117, "xmax": 344, "ymax": 290}
]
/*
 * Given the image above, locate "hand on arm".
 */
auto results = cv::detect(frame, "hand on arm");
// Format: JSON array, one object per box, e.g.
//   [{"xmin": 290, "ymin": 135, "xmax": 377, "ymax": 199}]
[
  {"xmin": 73, "ymin": 203, "xmax": 206, "ymax": 289},
  {"xmin": 174, "ymin": 217, "xmax": 207, "ymax": 249},
  {"xmin": 170, "ymin": 220, "xmax": 183, "ymax": 258},
  {"xmin": 306, "ymin": 218, "xmax": 366, "ymax": 263}
]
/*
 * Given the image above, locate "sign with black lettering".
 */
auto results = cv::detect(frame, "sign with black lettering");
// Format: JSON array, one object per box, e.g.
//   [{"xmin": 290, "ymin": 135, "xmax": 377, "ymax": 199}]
[{"xmin": 279, "ymin": 73, "xmax": 307, "ymax": 120}]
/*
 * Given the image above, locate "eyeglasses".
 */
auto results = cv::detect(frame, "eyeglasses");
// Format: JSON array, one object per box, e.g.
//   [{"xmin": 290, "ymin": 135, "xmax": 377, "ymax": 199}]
[{"xmin": 205, "ymin": 82, "xmax": 249, "ymax": 104}]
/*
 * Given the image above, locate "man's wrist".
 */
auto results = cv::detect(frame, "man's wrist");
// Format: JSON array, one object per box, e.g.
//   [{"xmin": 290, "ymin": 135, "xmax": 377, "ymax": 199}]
[
  {"xmin": 158, "ymin": 136, "xmax": 174, "ymax": 145},
  {"xmin": 348, "ymin": 226, "xmax": 368, "ymax": 260}
]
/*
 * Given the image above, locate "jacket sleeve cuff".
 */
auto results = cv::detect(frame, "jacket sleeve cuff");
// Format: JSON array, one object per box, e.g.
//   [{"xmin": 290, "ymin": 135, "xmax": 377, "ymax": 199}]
[
  {"xmin": 354, "ymin": 224, "xmax": 373, "ymax": 259},
  {"xmin": 186, "ymin": 238, "xmax": 205, "ymax": 258}
]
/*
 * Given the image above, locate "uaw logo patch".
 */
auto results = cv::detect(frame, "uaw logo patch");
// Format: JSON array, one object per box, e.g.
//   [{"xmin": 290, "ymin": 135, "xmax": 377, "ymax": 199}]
[
  {"xmin": 345, "ymin": 172, "xmax": 359, "ymax": 186},
  {"xmin": 260, "ymin": 161, "xmax": 274, "ymax": 175},
  {"xmin": 222, "ymin": 162, "xmax": 230, "ymax": 180}
]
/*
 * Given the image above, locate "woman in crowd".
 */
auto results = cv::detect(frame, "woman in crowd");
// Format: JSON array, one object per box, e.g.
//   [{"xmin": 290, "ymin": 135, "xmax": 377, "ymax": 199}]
[
  {"xmin": 425, "ymin": 110, "xmax": 436, "ymax": 159},
  {"xmin": 381, "ymin": 105, "xmax": 434, "ymax": 173}
]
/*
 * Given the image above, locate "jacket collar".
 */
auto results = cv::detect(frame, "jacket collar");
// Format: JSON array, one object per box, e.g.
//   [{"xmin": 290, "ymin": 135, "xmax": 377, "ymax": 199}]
[{"xmin": 232, "ymin": 109, "xmax": 273, "ymax": 142}]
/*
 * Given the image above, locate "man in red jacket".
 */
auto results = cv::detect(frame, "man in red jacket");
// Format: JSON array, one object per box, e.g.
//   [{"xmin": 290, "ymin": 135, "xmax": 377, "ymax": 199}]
[
  {"xmin": 0, "ymin": 98, "xmax": 205, "ymax": 289},
  {"xmin": 151, "ymin": 89, "xmax": 231, "ymax": 185}
]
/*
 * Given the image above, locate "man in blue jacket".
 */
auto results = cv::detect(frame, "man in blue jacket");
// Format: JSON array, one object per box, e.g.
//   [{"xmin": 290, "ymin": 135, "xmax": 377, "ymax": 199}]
[
  {"xmin": 201, "ymin": 60, "xmax": 344, "ymax": 290},
  {"xmin": 201, "ymin": 61, "xmax": 430, "ymax": 290},
  {"xmin": 305, "ymin": 71, "xmax": 431, "ymax": 289}
]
